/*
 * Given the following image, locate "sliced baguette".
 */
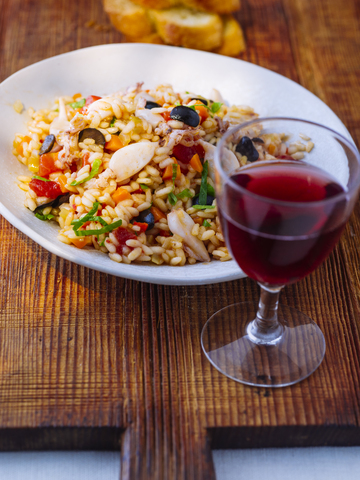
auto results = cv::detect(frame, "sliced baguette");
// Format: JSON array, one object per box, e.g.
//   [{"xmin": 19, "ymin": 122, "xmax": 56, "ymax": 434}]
[
  {"xmin": 149, "ymin": 7, "xmax": 223, "ymax": 51},
  {"xmin": 130, "ymin": 0, "xmax": 179, "ymax": 9},
  {"xmin": 125, "ymin": 32, "xmax": 165, "ymax": 44},
  {"xmin": 181, "ymin": 0, "xmax": 240, "ymax": 14},
  {"xmin": 213, "ymin": 15, "xmax": 245, "ymax": 56},
  {"xmin": 103, "ymin": 0, "xmax": 154, "ymax": 37}
]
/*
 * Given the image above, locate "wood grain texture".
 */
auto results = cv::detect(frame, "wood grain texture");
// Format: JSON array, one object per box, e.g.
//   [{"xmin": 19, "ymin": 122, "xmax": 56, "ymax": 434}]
[{"xmin": 1, "ymin": 0, "xmax": 360, "ymax": 479}]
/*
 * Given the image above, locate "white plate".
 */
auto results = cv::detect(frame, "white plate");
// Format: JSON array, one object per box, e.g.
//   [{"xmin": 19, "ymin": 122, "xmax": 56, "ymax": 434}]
[{"xmin": 0, "ymin": 44, "xmax": 352, "ymax": 285}]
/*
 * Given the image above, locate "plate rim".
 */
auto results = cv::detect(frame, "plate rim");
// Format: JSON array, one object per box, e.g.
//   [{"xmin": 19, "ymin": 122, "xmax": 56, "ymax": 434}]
[{"xmin": 0, "ymin": 43, "xmax": 353, "ymax": 285}]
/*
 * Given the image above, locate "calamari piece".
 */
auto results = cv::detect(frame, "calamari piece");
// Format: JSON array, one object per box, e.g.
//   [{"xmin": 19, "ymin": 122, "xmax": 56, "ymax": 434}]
[
  {"xmin": 109, "ymin": 141, "xmax": 158, "ymax": 182},
  {"xmin": 198, "ymin": 139, "xmax": 239, "ymax": 182},
  {"xmin": 168, "ymin": 209, "xmax": 210, "ymax": 262},
  {"xmin": 209, "ymin": 88, "xmax": 225, "ymax": 104},
  {"xmin": 135, "ymin": 92, "xmax": 157, "ymax": 104},
  {"xmin": 50, "ymin": 97, "xmax": 71, "ymax": 138},
  {"xmin": 135, "ymin": 108, "xmax": 164, "ymax": 129}
]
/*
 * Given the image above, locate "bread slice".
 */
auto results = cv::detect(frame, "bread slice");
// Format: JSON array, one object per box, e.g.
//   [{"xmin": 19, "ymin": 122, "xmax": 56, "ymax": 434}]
[
  {"xmin": 181, "ymin": 0, "xmax": 240, "ymax": 14},
  {"xmin": 125, "ymin": 32, "xmax": 165, "ymax": 44},
  {"xmin": 130, "ymin": 0, "xmax": 178, "ymax": 9},
  {"xmin": 213, "ymin": 15, "xmax": 245, "ymax": 56},
  {"xmin": 149, "ymin": 7, "xmax": 223, "ymax": 51},
  {"xmin": 103, "ymin": 0, "xmax": 154, "ymax": 37},
  {"xmin": 130, "ymin": 0, "xmax": 240, "ymax": 14}
]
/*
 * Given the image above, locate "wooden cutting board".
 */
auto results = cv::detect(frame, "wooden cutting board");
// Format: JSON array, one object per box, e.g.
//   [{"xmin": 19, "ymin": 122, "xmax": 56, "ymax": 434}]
[{"xmin": 1, "ymin": 0, "xmax": 360, "ymax": 478}]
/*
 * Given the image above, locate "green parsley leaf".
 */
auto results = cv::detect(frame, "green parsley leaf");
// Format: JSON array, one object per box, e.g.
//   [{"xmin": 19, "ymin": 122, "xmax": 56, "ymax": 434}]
[
  {"xmin": 172, "ymin": 163, "xmax": 178, "ymax": 184},
  {"xmin": 192, "ymin": 205, "xmax": 215, "ymax": 210},
  {"xmin": 140, "ymin": 184, "xmax": 149, "ymax": 190},
  {"xmin": 69, "ymin": 98, "xmax": 86, "ymax": 109},
  {"xmin": 176, "ymin": 189, "xmax": 194, "ymax": 199},
  {"xmin": 71, "ymin": 202, "xmax": 123, "ymax": 236},
  {"xmin": 99, "ymin": 238, "xmax": 106, "ymax": 247},
  {"xmin": 74, "ymin": 219, "xmax": 123, "ymax": 237},
  {"xmin": 110, "ymin": 116, "xmax": 116, "ymax": 127},
  {"xmin": 71, "ymin": 202, "xmax": 100, "ymax": 230},
  {"xmin": 211, "ymin": 102, "xmax": 223, "ymax": 114},
  {"xmin": 70, "ymin": 158, "xmax": 102, "ymax": 186},
  {"xmin": 199, "ymin": 160, "xmax": 209, "ymax": 205},
  {"xmin": 35, "ymin": 212, "xmax": 55, "ymax": 221},
  {"xmin": 168, "ymin": 192, "xmax": 178, "ymax": 206},
  {"xmin": 203, "ymin": 220, "xmax": 211, "ymax": 227},
  {"xmin": 33, "ymin": 175, "xmax": 52, "ymax": 182},
  {"xmin": 207, "ymin": 184, "xmax": 215, "ymax": 197},
  {"xmin": 174, "ymin": 101, "xmax": 181, "ymax": 106}
]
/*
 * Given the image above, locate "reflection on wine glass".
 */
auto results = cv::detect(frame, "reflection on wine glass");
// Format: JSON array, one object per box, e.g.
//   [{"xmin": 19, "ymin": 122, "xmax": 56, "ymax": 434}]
[{"xmin": 201, "ymin": 118, "xmax": 360, "ymax": 387}]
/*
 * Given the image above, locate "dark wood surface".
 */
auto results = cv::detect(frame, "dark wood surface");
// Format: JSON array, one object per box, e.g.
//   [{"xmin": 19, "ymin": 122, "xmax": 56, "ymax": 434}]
[{"xmin": 1, "ymin": 0, "xmax": 360, "ymax": 479}]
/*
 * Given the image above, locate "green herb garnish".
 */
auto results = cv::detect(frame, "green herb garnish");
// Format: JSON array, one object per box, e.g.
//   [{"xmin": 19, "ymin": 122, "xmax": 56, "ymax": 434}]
[
  {"xmin": 74, "ymin": 220, "xmax": 122, "ymax": 237},
  {"xmin": 33, "ymin": 175, "xmax": 51, "ymax": 182},
  {"xmin": 35, "ymin": 212, "xmax": 55, "ymax": 221},
  {"xmin": 172, "ymin": 163, "xmax": 178, "ymax": 183},
  {"xmin": 203, "ymin": 220, "xmax": 211, "ymax": 227},
  {"xmin": 192, "ymin": 205, "xmax": 215, "ymax": 210},
  {"xmin": 210, "ymin": 102, "xmax": 222, "ymax": 114},
  {"xmin": 199, "ymin": 160, "xmax": 209, "ymax": 205},
  {"xmin": 189, "ymin": 102, "xmax": 223, "ymax": 117},
  {"xmin": 168, "ymin": 192, "xmax": 178, "ymax": 206},
  {"xmin": 70, "ymin": 158, "xmax": 102, "ymax": 186},
  {"xmin": 71, "ymin": 202, "xmax": 122, "ymax": 237},
  {"xmin": 99, "ymin": 238, "xmax": 106, "ymax": 247},
  {"xmin": 140, "ymin": 184, "xmax": 149, "ymax": 190},
  {"xmin": 207, "ymin": 184, "xmax": 215, "ymax": 197},
  {"xmin": 176, "ymin": 189, "xmax": 194, "ymax": 199},
  {"xmin": 110, "ymin": 116, "xmax": 116, "ymax": 127},
  {"xmin": 69, "ymin": 98, "xmax": 86, "ymax": 109}
]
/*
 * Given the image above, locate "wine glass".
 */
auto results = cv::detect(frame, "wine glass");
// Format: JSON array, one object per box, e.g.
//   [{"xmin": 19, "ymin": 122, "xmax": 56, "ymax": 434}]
[{"xmin": 201, "ymin": 118, "xmax": 360, "ymax": 387}]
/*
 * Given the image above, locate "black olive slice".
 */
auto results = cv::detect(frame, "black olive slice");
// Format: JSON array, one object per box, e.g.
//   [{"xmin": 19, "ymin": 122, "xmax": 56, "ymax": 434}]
[
  {"xmin": 78, "ymin": 128, "xmax": 106, "ymax": 146},
  {"xmin": 34, "ymin": 192, "xmax": 70, "ymax": 213},
  {"xmin": 131, "ymin": 208, "xmax": 155, "ymax": 231},
  {"xmin": 252, "ymin": 137, "xmax": 265, "ymax": 144},
  {"xmin": 39, "ymin": 134, "xmax": 56, "ymax": 155},
  {"xmin": 191, "ymin": 97, "xmax": 208, "ymax": 106},
  {"xmin": 170, "ymin": 106, "xmax": 200, "ymax": 128},
  {"xmin": 145, "ymin": 101, "xmax": 162, "ymax": 109},
  {"xmin": 235, "ymin": 136, "xmax": 259, "ymax": 163},
  {"xmin": 193, "ymin": 195, "xmax": 215, "ymax": 206}
]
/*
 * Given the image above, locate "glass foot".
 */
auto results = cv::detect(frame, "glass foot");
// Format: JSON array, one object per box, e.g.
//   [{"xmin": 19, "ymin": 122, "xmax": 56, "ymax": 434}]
[{"xmin": 201, "ymin": 302, "xmax": 325, "ymax": 387}]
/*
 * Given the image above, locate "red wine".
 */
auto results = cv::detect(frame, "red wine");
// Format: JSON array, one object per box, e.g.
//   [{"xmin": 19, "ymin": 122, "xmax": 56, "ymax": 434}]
[{"xmin": 219, "ymin": 161, "xmax": 346, "ymax": 285}]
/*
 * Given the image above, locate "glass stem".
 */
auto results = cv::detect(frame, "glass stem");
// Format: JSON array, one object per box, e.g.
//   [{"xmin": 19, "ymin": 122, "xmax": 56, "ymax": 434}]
[{"xmin": 247, "ymin": 283, "xmax": 284, "ymax": 345}]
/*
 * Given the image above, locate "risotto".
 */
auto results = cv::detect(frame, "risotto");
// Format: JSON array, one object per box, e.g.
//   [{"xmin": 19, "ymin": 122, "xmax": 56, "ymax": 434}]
[{"xmin": 13, "ymin": 83, "xmax": 308, "ymax": 267}]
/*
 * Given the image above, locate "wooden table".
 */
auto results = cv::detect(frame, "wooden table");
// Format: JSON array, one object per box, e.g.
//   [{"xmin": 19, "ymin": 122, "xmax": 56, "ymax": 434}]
[{"xmin": 1, "ymin": 1, "xmax": 360, "ymax": 479}]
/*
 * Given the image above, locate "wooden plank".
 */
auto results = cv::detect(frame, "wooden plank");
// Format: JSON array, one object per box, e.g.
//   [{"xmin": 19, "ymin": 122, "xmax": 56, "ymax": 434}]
[{"xmin": 0, "ymin": 0, "xmax": 360, "ymax": 479}]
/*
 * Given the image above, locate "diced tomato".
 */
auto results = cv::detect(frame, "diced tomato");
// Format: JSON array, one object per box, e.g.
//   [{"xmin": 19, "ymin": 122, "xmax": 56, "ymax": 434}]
[
  {"xmin": 277, "ymin": 155, "xmax": 295, "ymax": 160},
  {"xmin": 161, "ymin": 111, "xmax": 171, "ymax": 122},
  {"xmin": 159, "ymin": 229, "xmax": 171, "ymax": 237},
  {"xmin": 38, "ymin": 153, "xmax": 59, "ymax": 177},
  {"xmin": 29, "ymin": 179, "xmax": 62, "ymax": 199},
  {"xmin": 133, "ymin": 221, "xmax": 148, "ymax": 233},
  {"xmin": 113, "ymin": 227, "xmax": 137, "ymax": 255},
  {"xmin": 81, "ymin": 152, "xmax": 91, "ymax": 168},
  {"xmin": 80, "ymin": 95, "xmax": 102, "ymax": 114},
  {"xmin": 172, "ymin": 143, "xmax": 205, "ymax": 165}
]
